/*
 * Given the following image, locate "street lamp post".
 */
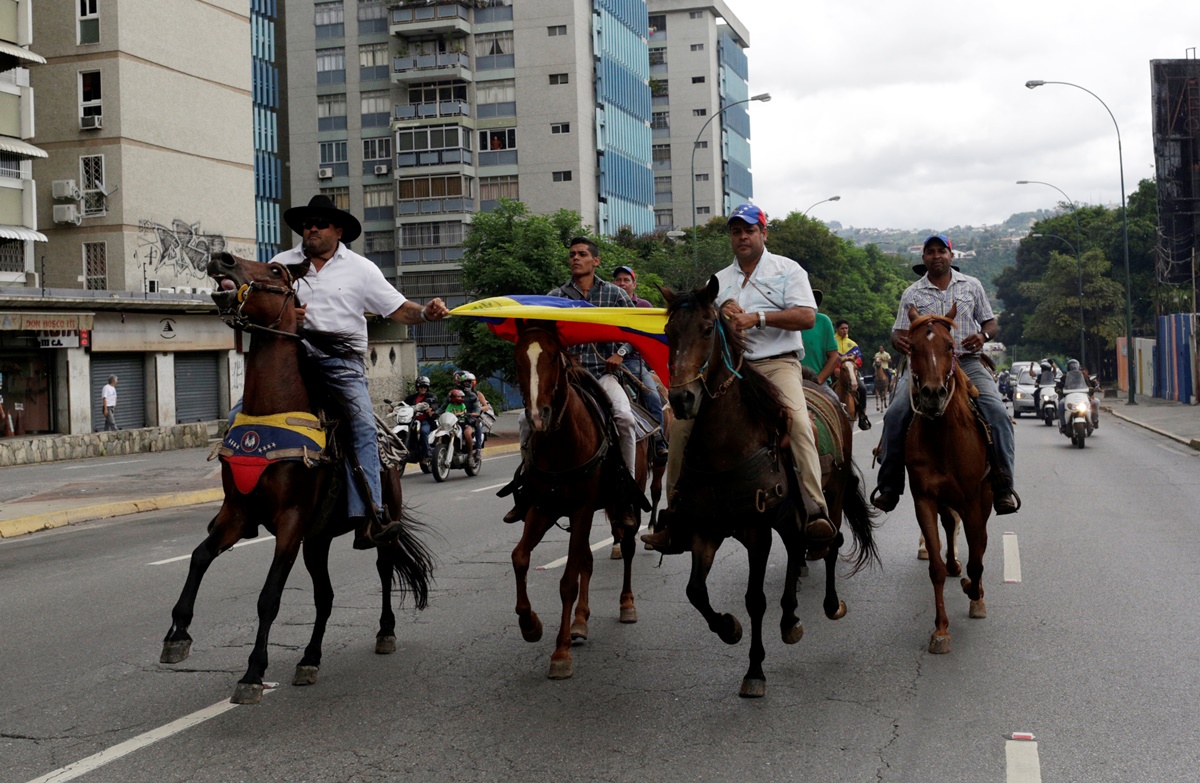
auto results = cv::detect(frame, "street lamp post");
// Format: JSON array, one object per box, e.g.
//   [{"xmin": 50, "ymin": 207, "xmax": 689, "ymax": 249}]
[
  {"xmin": 1018, "ymin": 180, "xmax": 1086, "ymax": 366},
  {"xmin": 802, "ymin": 195, "xmax": 841, "ymax": 217},
  {"xmin": 690, "ymin": 92, "xmax": 771, "ymax": 268},
  {"xmin": 1025, "ymin": 79, "xmax": 1136, "ymax": 404}
]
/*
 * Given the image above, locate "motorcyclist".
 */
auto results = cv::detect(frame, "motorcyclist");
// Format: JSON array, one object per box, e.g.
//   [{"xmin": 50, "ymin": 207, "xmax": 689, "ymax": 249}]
[
  {"xmin": 460, "ymin": 371, "xmax": 493, "ymax": 450},
  {"xmin": 1055, "ymin": 359, "xmax": 1098, "ymax": 432},
  {"xmin": 441, "ymin": 388, "xmax": 476, "ymax": 456},
  {"xmin": 1033, "ymin": 360, "xmax": 1056, "ymax": 412},
  {"xmin": 449, "ymin": 371, "xmax": 483, "ymax": 457},
  {"xmin": 403, "ymin": 376, "xmax": 438, "ymax": 460}
]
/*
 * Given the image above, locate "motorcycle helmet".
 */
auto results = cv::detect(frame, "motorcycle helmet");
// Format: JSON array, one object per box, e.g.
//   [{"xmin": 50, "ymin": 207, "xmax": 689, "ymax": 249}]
[
  {"xmin": 1040, "ymin": 361, "xmax": 1052, "ymax": 373},
  {"xmin": 1066, "ymin": 359, "xmax": 1080, "ymax": 371},
  {"xmin": 458, "ymin": 371, "xmax": 476, "ymax": 386},
  {"xmin": 449, "ymin": 389, "xmax": 465, "ymax": 402},
  {"xmin": 416, "ymin": 375, "xmax": 430, "ymax": 388}
]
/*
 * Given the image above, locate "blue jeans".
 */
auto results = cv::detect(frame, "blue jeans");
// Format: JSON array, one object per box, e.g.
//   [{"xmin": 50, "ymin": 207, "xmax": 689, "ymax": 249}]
[
  {"xmin": 876, "ymin": 355, "xmax": 1015, "ymax": 495},
  {"xmin": 229, "ymin": 354, "xmax": 380, "ymax": 519}
]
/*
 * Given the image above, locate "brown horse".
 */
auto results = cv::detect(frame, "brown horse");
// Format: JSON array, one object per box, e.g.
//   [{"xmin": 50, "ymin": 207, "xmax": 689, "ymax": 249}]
[
  {"xmin": 509, "ymin": 321, "xmax": 649, "ymax": 679},
  {"xmin": 904, "ymin": 304, "xmax": 992, "ymax": 654},
  {"xmin": 160, "ymin": 252, "xmax": 434, "ymax": 704},
  {"xmin": 834, "ymin": 358, "xmax": 871, "ymax": 430},
  {"xmin": 663, "ymin": 278, "xmax": 879, "ymax": 697}
]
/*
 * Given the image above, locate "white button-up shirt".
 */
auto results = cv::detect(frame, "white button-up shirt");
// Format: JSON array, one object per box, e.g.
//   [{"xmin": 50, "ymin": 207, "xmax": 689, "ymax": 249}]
[
  {"xmin": 893, "ymin": 269, "xmax": 995, "ymax": 351},
  {"xmin": 272, "ymin": 243, "xmax": 407, "ymax": 355},
  {"xmin": 713, "ymin": 248, "xmax": 817, "ymax": 361}
]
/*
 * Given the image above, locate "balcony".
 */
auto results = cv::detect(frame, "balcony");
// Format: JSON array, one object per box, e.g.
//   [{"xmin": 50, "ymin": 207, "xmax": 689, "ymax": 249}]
[
  {"xmin": 396, "ymin": 147, "xmax": 473, "ymax": 168},
  {"xmin": 392, "ymin": 51, "xmax": 472, "ymax": 84},
  {"xmin": 393, "ymin": 100, "xmax": 470, "ymax": 121},
  {"xmin": 397, "ymin": 198, "xmax": 475, "ymax": 217},
  {"xmin": 390, "ymin": 2, "xmax": 470, "ymax": 37}
]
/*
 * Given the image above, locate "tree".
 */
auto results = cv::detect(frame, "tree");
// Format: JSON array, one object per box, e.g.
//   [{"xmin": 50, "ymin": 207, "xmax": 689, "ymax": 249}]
[{"xmin": 1018, "ymin": 249, "xmax": 1125, "ymax": 368}]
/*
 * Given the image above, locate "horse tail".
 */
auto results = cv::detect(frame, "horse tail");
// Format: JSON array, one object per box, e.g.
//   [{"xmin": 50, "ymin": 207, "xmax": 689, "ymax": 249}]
[
  {"xmin": 841, "ymin": 463, "xmax": 882, "ymax": 574},
  {"xmin": 379, "ymin": 505, "xmax": 437, "ymax": 610}
]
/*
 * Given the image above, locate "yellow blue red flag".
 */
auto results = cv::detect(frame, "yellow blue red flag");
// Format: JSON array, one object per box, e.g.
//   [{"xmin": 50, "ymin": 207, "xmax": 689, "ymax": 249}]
[{"xmin": 449, "ymin": 295, "xmax": 670, "ymax": 384}]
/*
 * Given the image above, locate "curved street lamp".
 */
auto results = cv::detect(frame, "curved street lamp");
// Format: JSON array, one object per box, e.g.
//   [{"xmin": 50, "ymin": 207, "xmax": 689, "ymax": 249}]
[
  {"xmin": 1025, "ymin": 79, "xmax": 1136, "ymax": 404},
  {"xmin": 690, "ymin": 92, "xmax": 771, "ymax": 268},
  {"xmin": 1018, "ymin": 181, "xmax": 1086, "ymax": 366},
  {"xmin": 802, "ymin": 195, "xmax": 841, "ymax": 217}
]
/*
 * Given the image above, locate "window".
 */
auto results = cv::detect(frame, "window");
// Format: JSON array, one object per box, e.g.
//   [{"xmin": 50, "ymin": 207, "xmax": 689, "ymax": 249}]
[
  {"xmin": 689, "ymin": 10, "xmax": 702, "ymax": 18},
  {"xmin": 398, "ymin": 175, "xmax": 466, "ymax": 200},
  {"xmin": 79, "ymin": 0, "xmax": 100, "ymax": 45},
  {"xmin": 552, "ymin": 171, "xmax": 572, "ymax": 182},
  {"xmin": 692, "ymin": 76, "xmax": 706, "ymax": 84},
  {"xmin": 400, "ymin": 221, "xmax": 463, "ymax": 248},
  {"xmin": 476, "ymin": 79, "xmax": 515, "ymax": 118},
  {"xmin": 550, "ymin": 122, "xmax": 570, "ymax": 134},
  {"xmin": 690, "ymin": 43, "xmax": 704, "ymax": 51},
  {"xmin": 320, "ymin": 141, "xmax": 348, "ymax": 164},
  {"xmin": 479, "ymin": 128, "xmax": 516, "ymax": 151},
  {"xmin": 651, "ymin": 111, "xmax": 669, "ymax": 130},
  {"xmin": 83, "ymin": 242, "xmax": 107, "ymax": 290},
  {"xmin": 363, "ymin": 183, "xmax": 394, "ymax": 221},
  {"xmin": 0, "ymin": 153, "xmax": 22, "ymax": 179},
  {"xmin": 652, "ymin": 144, "xmax": 671, "ymax": 168},
  {"xmin": 0, "ymin": 239, "xmax": 23, "ymax": 273},
  {"xmin": 408, "ymin": 80, "xmax": 468, "ymax": 105},
  {"xmin": 655, "ymin": 176, "xmax": 672, "ymax": 197},
  {"xmin": 314, "ymin": 2, "xmax": 345, "ymax": 38},
  {"xmin": 363, "ymin": 137, "xmax": 391, "ymax": 161},
  {"xmin": 694, "ymin": 172, "xmax": 710, "ymax": 181},
  {"xmin": 79, "ymin": 71, "xmax": 102, "ymax": 118},
  {"xmin": 479, "ymin": 175, "xmax": 518, "ymax": 201},
  {"xmin": 650, "ymin": 79, "xmax": 668, "ymax": 97},
  {"xmin": 547, "ymin": 25, "xmax": 566, "ymax": 36},
  {"xmin": 397, "ymin": 124, "xmax": 468, "ymax": 152},
  {"xmin": 696, "ymin": 206, "xmax": 711, "ymax": 215},
  {"xmin": 80, "ymin": 155, "xmax": 106, "ymax": 216},
  {"xmin": 359, "ymin": 42, "xmax": 389, "ymax": 81},
  {"xmin": 320, "ymin": 186, "xmax": 350, "ymax": 210},
  {"xmin": 357, "ymin": 0, "xmax": 387, "ymax": 34},
  {"xmin": 649, "ymin": 47, "xmax": 666, "ymax": 66},
  {"xmin": 648, "ymin": 14, "xmax": 666, "ymax": 33},
  {"xmin": 693, "ymin": 108, "xmax": 707, "ymax": 116},
  {"xmin": 549, "ymin": 73, "xmax": 569, "ymax": 85},
  {"xmin": 361, "ymin": 90, "xmax": 390, "ymax": 127},
  {"xmin": 694, "ymin": 140, "xmax": 708, "ymax": 149},
  {"xmin": 316, "ymin": 47, "xmax": 345, "ymax": 84},
  {"xmin": 364, "ymin": 230, "xmax": 395, "ymax": 266},
  {"xmin": 317, "ymin": 94, "xmax": 347, "ymax": 131},
  {"xmin": 475, "ymin": 31, "xmax": 514, "ymax": 70},
  {"xmin": 655, "ymin": 209, "xmax": 674, "ymax": 228}
]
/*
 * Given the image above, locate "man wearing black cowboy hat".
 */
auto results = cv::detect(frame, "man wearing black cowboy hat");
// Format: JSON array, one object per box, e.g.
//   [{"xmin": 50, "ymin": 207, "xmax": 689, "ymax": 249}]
[{"xmin": 273, "ymin": 194, "xmax": 450, "ymax": 547}]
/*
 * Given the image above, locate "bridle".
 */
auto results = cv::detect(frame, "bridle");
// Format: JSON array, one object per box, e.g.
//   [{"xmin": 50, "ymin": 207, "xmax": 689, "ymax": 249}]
[
  {"xmin": 667, "ymin": 302, "xmax": 743, "ymax": 399},
  {"xmin": 216, "ymin": 262, "xmax": 300, "ymax": 339},
  {"xmin": 520, "ymin": 327, "xmax": 572, "ymax": 432},
  {"xmin": 907, "ymin": 314, "xmax": 958, "ymax": 418}
]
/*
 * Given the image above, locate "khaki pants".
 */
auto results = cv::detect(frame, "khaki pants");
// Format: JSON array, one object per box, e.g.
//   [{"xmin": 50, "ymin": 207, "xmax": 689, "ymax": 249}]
[{"xmin": 666, "ymin": 355, "xmax": 828, "ymax": 515}]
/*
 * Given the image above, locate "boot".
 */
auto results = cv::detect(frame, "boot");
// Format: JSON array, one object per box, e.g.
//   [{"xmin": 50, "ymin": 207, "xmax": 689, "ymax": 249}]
[
  {"xmin": 498, "ymin": 464, "xmax": 530, "ymax": 524},
  {"xmin": 800, "ymin": 491, "xmax": 836, "ymax": 543},
  {"xmin": 639, "ymin": 508, "xmax": 689, "ymax": 555},
  {"xmin": 992, "ymin": 476, "xmax": 1020, "ymax": 515},
  {"xmin": 353, "ymin": 506, "xmax": 404, "ymax": 550}
]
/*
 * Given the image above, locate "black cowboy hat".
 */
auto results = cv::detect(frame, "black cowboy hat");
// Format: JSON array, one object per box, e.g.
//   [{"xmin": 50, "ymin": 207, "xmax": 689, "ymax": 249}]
[{"xmin": 283, "ymin": 195, "xmax": 362, "ymax": 244}]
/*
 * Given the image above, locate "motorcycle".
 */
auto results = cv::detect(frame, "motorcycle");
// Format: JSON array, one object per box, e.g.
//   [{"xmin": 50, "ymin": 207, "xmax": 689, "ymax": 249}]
[
  {"xmin": 1038, "ymin": 387, "xmax": 1058, "ymax": 427},
  {"xmin": 428, "ymin": 411, "xmax": 481, "ymax": 483},
  {"xmin": 1060, "ymin": 389, "xmax": 1094, "ymax": 448},
  {"xmin": 383, "ymin": 399, "xmax": 433, "ymax": 475}
]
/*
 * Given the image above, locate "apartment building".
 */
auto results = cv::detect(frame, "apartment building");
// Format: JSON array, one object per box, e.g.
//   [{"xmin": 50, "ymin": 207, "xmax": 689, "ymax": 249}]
[
  {"xmin": 253, "ymin": 0, "xmax": 287, "ymax": 262},
  {"xmin": 0, "ymin": 0, "xmax": 45, "ymax": 288},
  {"xmin": 286, "ymin": 0, "xmax": 655, "ymax": 362},
  {"xmin": 645, "ymin": 0, "xmax": 753, "ymax": 231}
]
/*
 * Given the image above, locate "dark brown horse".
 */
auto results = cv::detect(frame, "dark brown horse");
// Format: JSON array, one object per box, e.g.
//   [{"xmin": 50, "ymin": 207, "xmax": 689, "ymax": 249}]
[
  {"xmin": 904, "ymin": 304, "xmax": 991, "ymax": 654},
  {"xmin": 663, "ymin": 278, "xmax": 879, "ymax": 697},
  {"xmin": 159, "ymin": 252, "xmax": 434, "ymax": 703},
  {"xmin": 509, "ymin": 321, "xmax": 649, "ymax": 679}
]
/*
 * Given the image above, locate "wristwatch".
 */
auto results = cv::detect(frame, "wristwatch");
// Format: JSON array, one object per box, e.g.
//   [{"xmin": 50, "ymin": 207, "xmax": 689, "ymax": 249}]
[
  {"xmin": 757, "ymin": 312, "xmax": 767, "ymax": 330},
  {"xmin": 616, "ymin": 346, "xmax": 627, "ymax": 357}
]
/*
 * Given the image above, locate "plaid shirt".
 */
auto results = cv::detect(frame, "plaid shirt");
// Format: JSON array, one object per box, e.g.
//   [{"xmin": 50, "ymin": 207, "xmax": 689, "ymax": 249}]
[
  {"xmin": 893, "ymin": 269, "xmax": 995, "ymax": 351},
  {"xmin": 548, "ymin": 276, "xmax": 634, "ymax": 377}
]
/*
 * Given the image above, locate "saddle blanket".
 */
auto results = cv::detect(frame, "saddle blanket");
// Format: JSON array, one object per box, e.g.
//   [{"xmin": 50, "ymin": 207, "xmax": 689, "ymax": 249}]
[{"xmin": 218, "ymin": 412, "xmax": 327, "ymax": 494}]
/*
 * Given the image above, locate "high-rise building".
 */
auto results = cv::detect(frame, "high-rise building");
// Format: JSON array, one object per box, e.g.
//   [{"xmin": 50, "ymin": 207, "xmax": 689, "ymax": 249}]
[
  {"xmin": 0, "ymin": 0, "xmax": 46, "ymax": 287},
  {"xmin": 645, "ymin": 0, "xmax": 752, "ymax": 231},
  {"xmin": 253, "ymin": 0, "xmax": 286, "ymax": 263},
  {"xmin": 285, "ymin": 0, "xmax": 655, "ymax": 362},
  {"xmin": 1150, "ymin": 58, "xmax": 1200, "ymax": 285}
]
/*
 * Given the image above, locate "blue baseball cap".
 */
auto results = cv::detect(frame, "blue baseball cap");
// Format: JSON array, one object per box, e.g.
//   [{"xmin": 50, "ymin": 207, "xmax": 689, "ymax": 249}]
[
  {"xmin": 727, "ymin": 203, "xmax": 767, "ymax": 228},
  {"xmin": 923, "ymin": 233, "xmax": 953, "ymax": 251},
  {"xmin": 613, "ymin": 265, "xmax": 636, "ymax": 279}
]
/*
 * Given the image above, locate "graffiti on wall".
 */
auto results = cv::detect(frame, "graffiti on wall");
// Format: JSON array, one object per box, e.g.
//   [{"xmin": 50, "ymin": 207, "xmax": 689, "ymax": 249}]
[{"xmin": 137, "ymin": 219, "xmax": 228, "ymax": 280}]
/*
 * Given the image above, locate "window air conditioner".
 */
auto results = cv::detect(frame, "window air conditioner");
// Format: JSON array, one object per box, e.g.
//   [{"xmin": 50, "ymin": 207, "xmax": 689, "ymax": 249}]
[
  {"xmin": 53, "ymin": 204, "xmax": 81, "ymax": 225},
  {"xmin": 318, "ymin": 167, "xmax": 334, "ymax": 179},
  {"xmin": 373, "ymin": 164, "xmax": 390, "ymax": 175},
  {"xmin": 80, "ymin": 115, "xmax": 102, "ymax": 130},
  {"xmin": 52, "ymin": 180, "xmax": 82, "ymax": 200}
]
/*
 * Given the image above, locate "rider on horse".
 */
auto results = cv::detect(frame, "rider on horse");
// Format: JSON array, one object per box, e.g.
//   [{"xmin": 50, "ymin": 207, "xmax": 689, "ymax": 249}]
[
  {"xmin": 611, "ymin": 264, "xmax": 670, "ymax": 463},
  {"xmin": 642, "ymin": 203, "xmax": 836, "ymax": 552},
  {"xmin": 800, "ymin": 290, "xmax": 841, "ymax": 385},
  {"xmin": 274, "ymin": 195, "xmax": 450, "ymax": 545},
  {"xmin": 871, "ymin": 233, "xmax": 1019, "ymax": 516}
]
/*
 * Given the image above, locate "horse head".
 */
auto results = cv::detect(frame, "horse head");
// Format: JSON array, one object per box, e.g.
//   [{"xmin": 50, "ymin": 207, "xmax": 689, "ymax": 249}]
[
  {"xmin": 906, "ymin": 302, "xmax": 958, "ymax": 418},
  {"xmin": 514, "ymin": 320, "xmax": 570, "ymax": 432},
  {"xmin": 208, "ymin": 252, "xmax": 305, "ymax": 333},
  {"xmin": 663, "ymin": 275, "xmax": 742, "ymax": 420}
]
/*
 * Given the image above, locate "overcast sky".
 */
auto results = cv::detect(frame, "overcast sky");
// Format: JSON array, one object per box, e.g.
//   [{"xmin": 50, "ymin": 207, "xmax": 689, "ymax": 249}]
[{"xmin": 727, "ymin": 0, "xmax": 1200, "ymax": 232}]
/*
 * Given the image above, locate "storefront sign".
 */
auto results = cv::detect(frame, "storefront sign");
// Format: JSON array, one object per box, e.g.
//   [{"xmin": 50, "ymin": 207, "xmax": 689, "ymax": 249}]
[
  {"xmin": 92, "ymin": 312, "xmax": 234, "ymax": 352},
  {"xmin": 0, "ymin": 313, "xmax": 95, "ymax": 331},
  {"xmin": 37, "ymin": 330, "xmax": 81, "ymax": 348}
]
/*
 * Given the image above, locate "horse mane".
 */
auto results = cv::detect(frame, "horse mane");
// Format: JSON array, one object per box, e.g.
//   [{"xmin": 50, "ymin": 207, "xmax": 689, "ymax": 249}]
[
  {"xmin": 564, "ymin": 353, "xmax": 615, "ymax": 420},
  {"xmin": 299, "ymin": 326, "xmax": 362, "ymax": 359}
]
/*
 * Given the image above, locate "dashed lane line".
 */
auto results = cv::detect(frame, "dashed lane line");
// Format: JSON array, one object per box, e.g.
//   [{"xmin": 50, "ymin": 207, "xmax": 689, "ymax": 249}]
[
  {"xmin": 1006, "ymin": 735, "xmax": 1042, "ymax": 782},
  {"xmin": 1003, "ymin": 531, "xmax": 1022, "ymax": 583},
  {"xmin": 148, "ymin": 535, "xmax": 276, "ymax": 566},
  {"xmin": 536, "ymin": 537, "xmax": 616, "ymax": 571}
]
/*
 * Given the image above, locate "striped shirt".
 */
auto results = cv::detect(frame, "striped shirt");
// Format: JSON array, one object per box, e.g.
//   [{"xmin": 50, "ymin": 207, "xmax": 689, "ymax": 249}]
[
  {"xmin": 892, "ymin": 269, "xmax": 995, "ymax": 351},
  {"xmin": 548, "ymin": 275, "xmax": 634, "ymax": 377}
]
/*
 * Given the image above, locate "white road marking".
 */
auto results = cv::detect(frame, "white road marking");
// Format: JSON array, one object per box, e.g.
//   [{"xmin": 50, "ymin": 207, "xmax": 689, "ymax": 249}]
[
  {"xmin": 62, "ymin": 459, "xmax": 147, "ymax": 470},
  {"xmin": 1003, "ymin": 531, "xmax": 1022, "ymax": 583},
  {"xmin": 1005, "ymin": 737, "xmax": 1042, "ymax": 782},
  {"xmin": 536, "ymin": 536, "xmax": 615, "ymax": 571},
  {"xmin": 148, "ymin": 535, "xmax": 276, "ymax": 566},
  {"xmin": 471, "ymin": 481, "xmax": 511, "ymax": 493},
  {"xmin": 24, "ymin": 686, "xmax": 276, "ymax": 783}
]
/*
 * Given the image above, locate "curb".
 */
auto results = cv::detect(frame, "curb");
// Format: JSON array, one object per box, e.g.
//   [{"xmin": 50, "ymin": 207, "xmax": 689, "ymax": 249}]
[
  {"xmin": 0, "ymin": 489, "xmax": 225, "ymax": 540},
  {"xmin": 1100, "ymin": 406, "xmax": 1200, "ymax": 451}
]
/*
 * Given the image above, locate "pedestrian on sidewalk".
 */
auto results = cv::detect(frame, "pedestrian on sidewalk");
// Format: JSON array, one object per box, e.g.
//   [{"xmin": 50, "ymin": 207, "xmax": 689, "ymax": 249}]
[{"xmin": 101, "ymin": 375, "xmax": 119, "ymax": 431}]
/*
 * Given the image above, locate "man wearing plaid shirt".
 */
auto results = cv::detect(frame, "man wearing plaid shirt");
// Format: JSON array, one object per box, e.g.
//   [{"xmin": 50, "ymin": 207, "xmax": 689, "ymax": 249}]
[{"xmin": 871, "ymin": 233, "xmax": 1019, "ymax": 515}]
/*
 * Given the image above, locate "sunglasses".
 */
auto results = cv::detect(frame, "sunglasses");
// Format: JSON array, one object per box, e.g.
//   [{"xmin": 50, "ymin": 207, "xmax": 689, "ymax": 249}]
[{"xmin": 302, "ymin": 219, "xmax": 332, "ymax": 231}]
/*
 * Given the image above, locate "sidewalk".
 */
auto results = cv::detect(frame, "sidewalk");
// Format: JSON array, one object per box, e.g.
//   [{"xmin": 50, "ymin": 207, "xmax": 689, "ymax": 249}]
[
  {"xmin": 0, "ymin": 409, "xmax": 524, "ymax": 540},
  {"xmin": 1098, "ymin": 392, "xmax": 1200, "ymax": 450}
]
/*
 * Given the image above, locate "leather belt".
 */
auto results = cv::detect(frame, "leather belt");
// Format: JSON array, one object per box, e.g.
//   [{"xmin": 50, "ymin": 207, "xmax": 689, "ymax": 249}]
[{"xmin": 752, "ymin": 351, "xmax": 800, "ymax": 362}]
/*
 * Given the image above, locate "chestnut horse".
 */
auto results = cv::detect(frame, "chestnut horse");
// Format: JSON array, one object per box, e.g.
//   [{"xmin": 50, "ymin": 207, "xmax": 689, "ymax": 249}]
[
  {"xmin": 664, "ymin": 278, "xmax": 879, "ymax": 697},
  {"xmin": 160, "ymin": 252, "xmax": 434, "ymax": 704},
  {"xmin": 834, "ymin": 358, "xmax": 871, "ymax": 431},
  {"xmin": 509, "ymin": 321, "xmax": 650, "ymax": 679},
  {"xmin": 904, "ymin": 304, "xmax": 992, "ymax": 654}
]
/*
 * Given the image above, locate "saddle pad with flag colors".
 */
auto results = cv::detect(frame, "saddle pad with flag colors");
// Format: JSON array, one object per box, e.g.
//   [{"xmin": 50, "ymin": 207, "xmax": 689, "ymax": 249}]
[
  {"xmin": 218, "ymin": 412, "xmax": 327, "ymax": 494},
  {"xmin": 804, "ymin": 382, "xmax": 847, "ymax": 468}
]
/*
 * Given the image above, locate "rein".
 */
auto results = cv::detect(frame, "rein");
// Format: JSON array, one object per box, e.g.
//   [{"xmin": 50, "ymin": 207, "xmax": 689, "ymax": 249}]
[
  {"xmin": 668, "ymin": 304, "xmax": 743, "ymax": 399},
  {"xmin": 217, "ymin": 263, "xmax": 300, "ymax": 339},
  {"xmin": 907, "ymin": 314, "xmax": 961, "ymax": 419}
]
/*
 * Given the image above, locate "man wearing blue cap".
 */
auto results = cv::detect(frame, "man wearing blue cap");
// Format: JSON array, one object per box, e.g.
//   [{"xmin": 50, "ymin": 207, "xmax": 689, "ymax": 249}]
[
  {"xmin": 871, "ymin": 233, "xmax": 1019, "ymax": 515},
  {"xmin": 642, "ymin": 204, "xmax": 835, "ymax": 552}
]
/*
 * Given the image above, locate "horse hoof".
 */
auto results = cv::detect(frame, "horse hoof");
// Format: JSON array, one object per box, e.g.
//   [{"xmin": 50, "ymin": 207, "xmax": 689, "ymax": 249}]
[
  {"xmin": 375, "ymin": 635, "xmax": 397, "ymax": 655},
  {"xmin": 292, "ymin": 665, "xmax": 319, "ymax": 687},
  {"xmin": 159, "ymin": 640, "xmax": 192, "ymax": 665},
  {"xmin": 547, "ymin": 658, "xmax": 573, "ymax": 680},
  {"xmin": 739, "ymin": 678, "xmax": 766, "ymax": 698},
  {"xmin": 917, "ymin": 544, "xmax": 929, "ymax": 560},
  {"xmin": 570, "ymin": 621, "xmax": 588, "ymax": 641},
  {"xmin": 519, "ymin": 614, "xmax": 543, "ymax": 643},
  {"xmin": 610, "ymin": 544, "xmax": 622, "ymax": 560},
  {"xmin": 947, "ymin": 559, "xmax": 962, "ymax": 577},
  {"xmin": 231, "ymin": 682, "xmax": 263, "ymax": 704},
  {"xmin": 718, "ymin": 614, "xmax": 743, "ymax": 645},
  {"xmin": 827, "ymin": 600, "xmax": 848, "ymax": 621},
  {"xmin": 619, "ymin": 606, "xmax": 638, "ymax": 624},
  {"xmin": 928, "ymin": 634, "xmax": 951, "ymax": 655},
  {"xmin": 969, "ymin": 600, "xmax": 987, "ymax": 619},
  {"xmin": 782, "ymin": 622, "xmax": 804, "ymax": 645},
  {"xmin": 799, "ymin": 564, "xmax": 809, "ymax": 578}
]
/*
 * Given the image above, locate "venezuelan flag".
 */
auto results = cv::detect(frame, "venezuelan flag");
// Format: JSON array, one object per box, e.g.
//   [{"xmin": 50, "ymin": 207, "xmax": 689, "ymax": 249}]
[{"xmin": 449, "ymin": 295, "xmax": 670, "ymax": 385}]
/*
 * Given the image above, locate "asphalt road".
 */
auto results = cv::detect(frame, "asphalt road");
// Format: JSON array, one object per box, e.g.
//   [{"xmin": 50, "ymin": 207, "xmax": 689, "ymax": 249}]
[{"xmin": 3, "ymin": 407, "xmax": 1200, "ymax": 783}]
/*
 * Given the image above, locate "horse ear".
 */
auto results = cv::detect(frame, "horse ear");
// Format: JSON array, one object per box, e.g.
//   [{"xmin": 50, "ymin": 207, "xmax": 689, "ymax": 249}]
[
  {"xmin": 703, "ymin": 275, "xmax": 720, "ymax": 303},
  {"xmin": 907, "ymin": 304, "xmax": 919, "ymax": 323},
  {"xmin": 290, "ymin": 258, "xmax": 312, "ymax": 280},
  {"xmin": 946, "ymin": 301, "xmax": 957, "ymax": 321},
  {"xmin": 658, "ymin": 283, "xmax": 676, "ymax": 307}
]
